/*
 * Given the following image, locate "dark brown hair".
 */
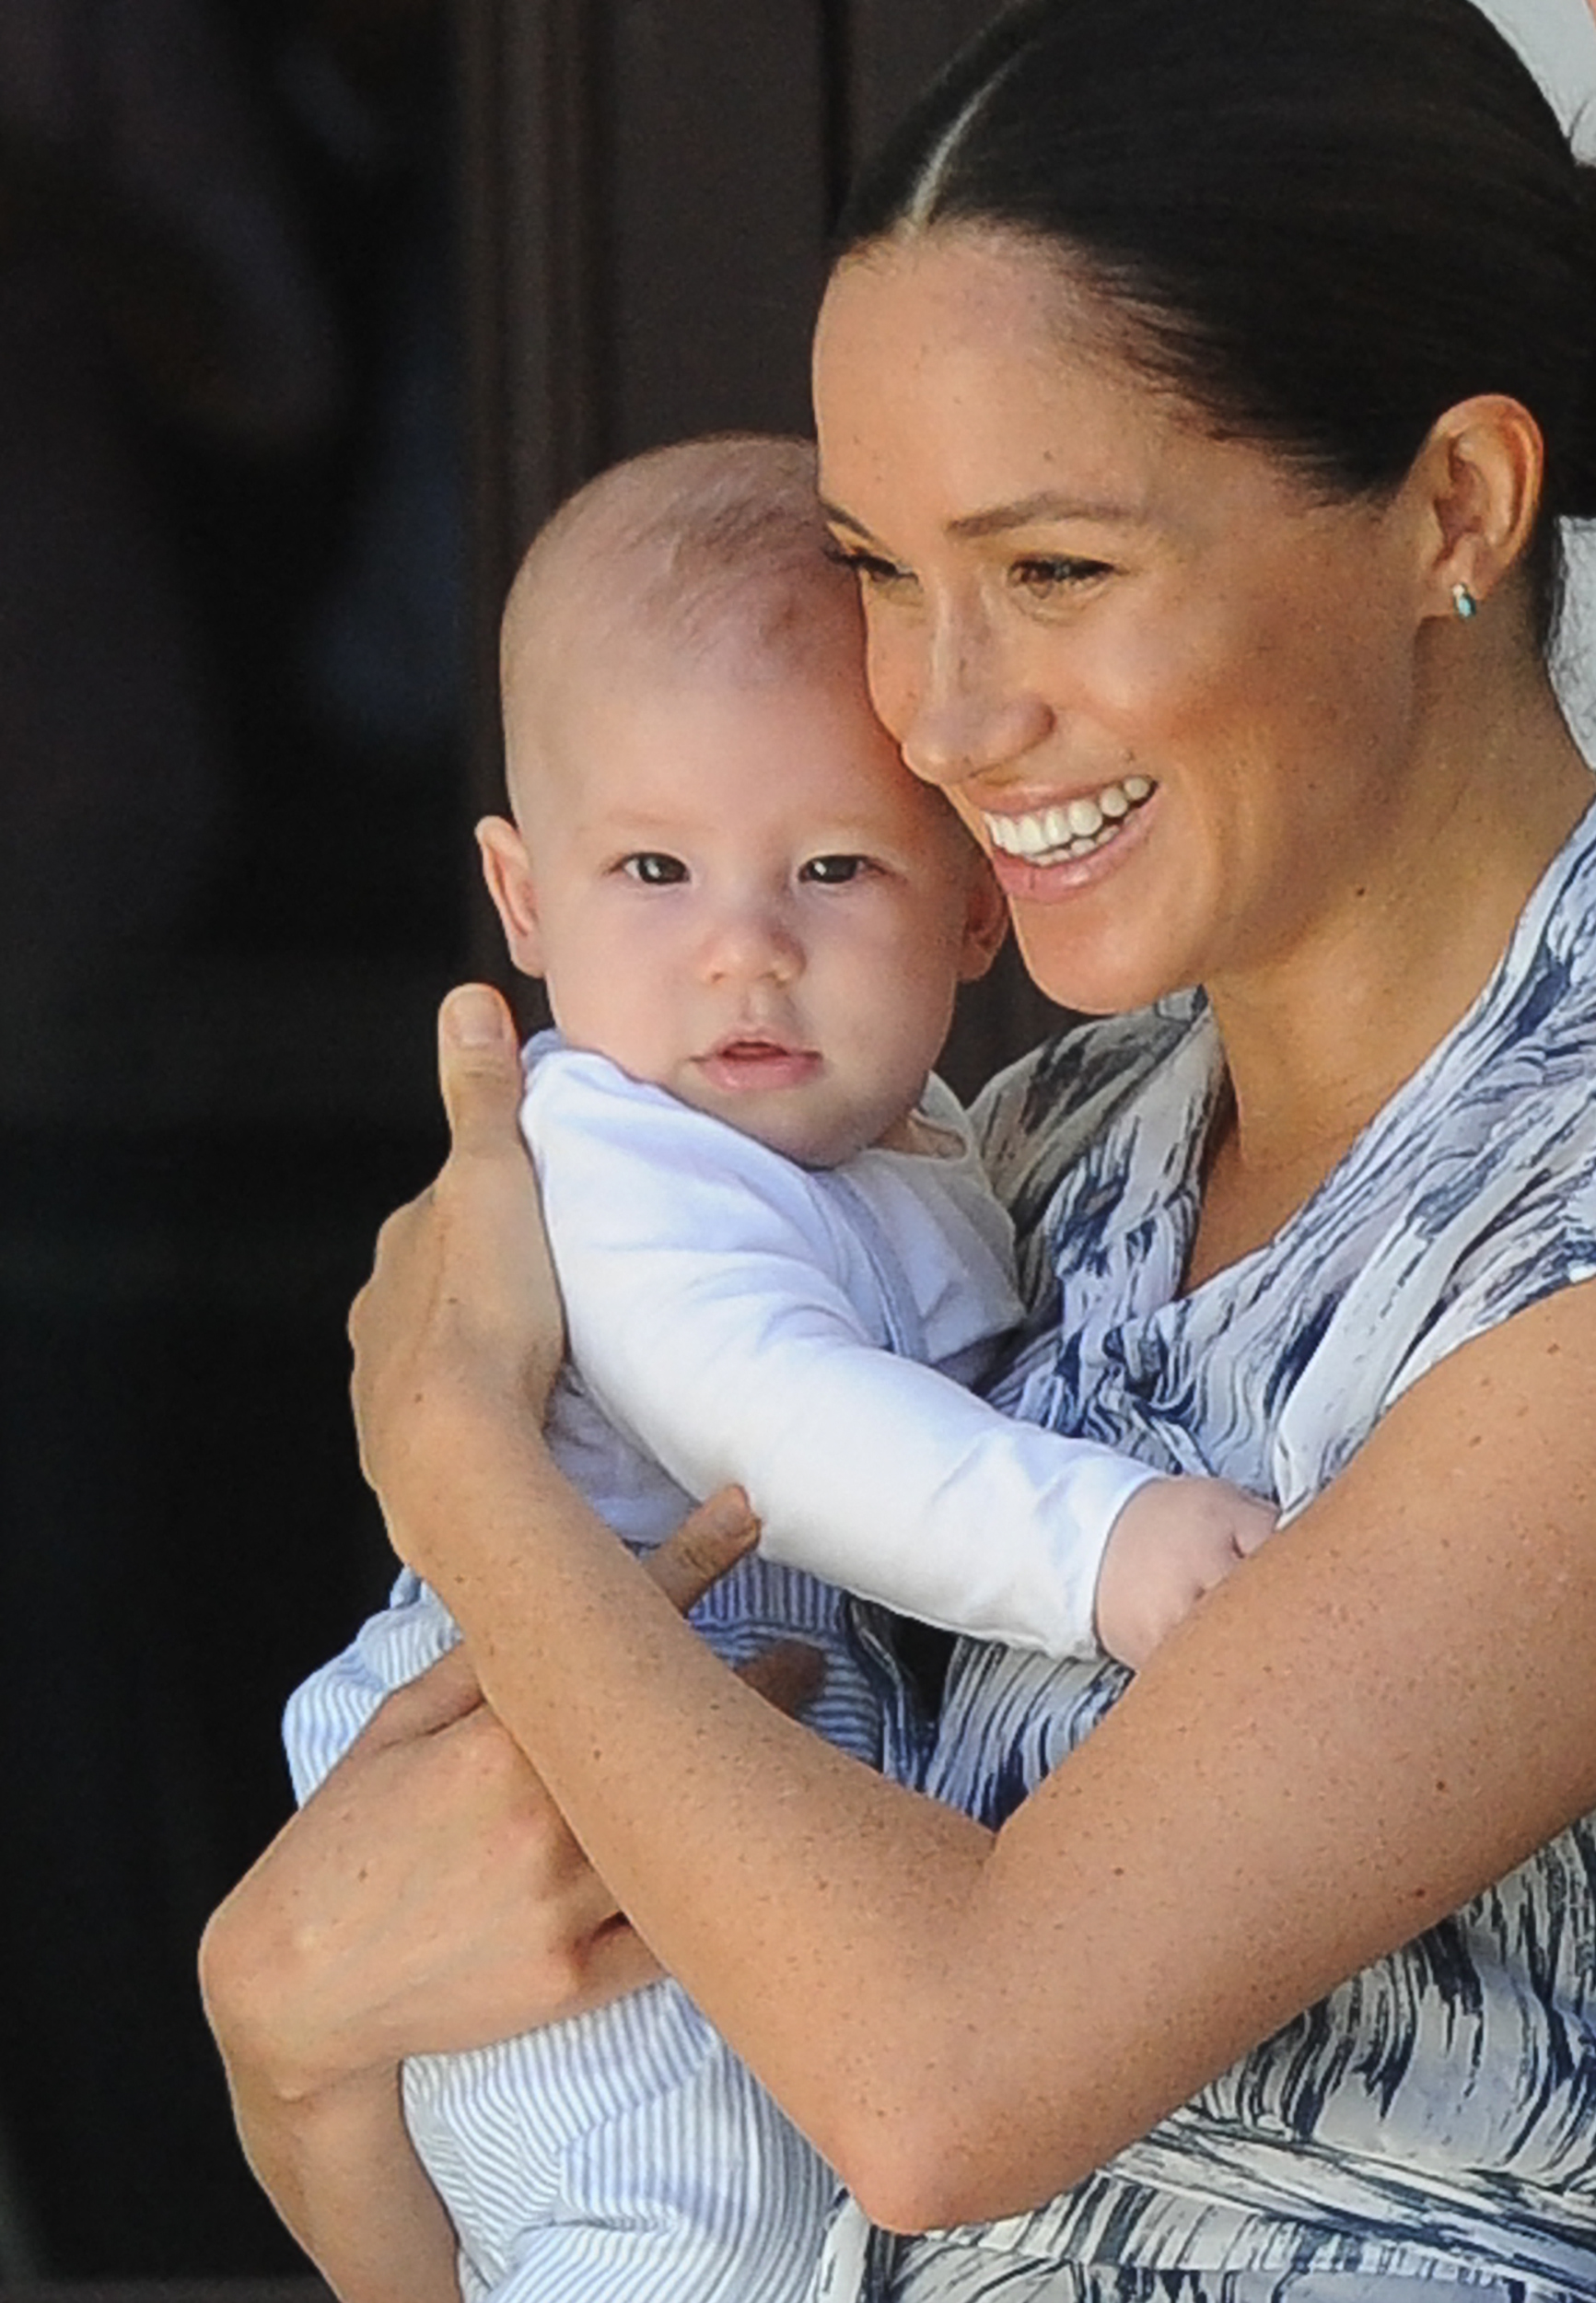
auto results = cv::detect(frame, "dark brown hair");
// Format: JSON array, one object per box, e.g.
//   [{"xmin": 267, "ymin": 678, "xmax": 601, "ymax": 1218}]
[{"xmin": 840, "ymin": 0, "xmax": 1596, "ymax": 645}]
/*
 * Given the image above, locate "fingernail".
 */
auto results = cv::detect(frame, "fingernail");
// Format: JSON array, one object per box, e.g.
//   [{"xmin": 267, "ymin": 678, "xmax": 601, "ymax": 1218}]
[
  {"xmin": 444, "ymin": 986, "xmax": 505, "ymax": 1046},
  {"xmin": 708, "ymin": 1486, "xmax": 759, "ymax": 1540}
]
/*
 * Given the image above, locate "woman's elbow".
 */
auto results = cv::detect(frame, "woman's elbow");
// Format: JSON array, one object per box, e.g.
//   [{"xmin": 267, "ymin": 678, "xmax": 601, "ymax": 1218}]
[{"xmin": 827, "ymin": 2090, "xmax": 1042, "ymax": 2236}]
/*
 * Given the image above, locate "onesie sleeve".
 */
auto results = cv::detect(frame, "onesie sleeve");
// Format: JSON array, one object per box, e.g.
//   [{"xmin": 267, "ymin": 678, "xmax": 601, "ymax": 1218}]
[{"xmin": 525, "ymin": 1051, "xmax": 1162, "ymax": 1657}]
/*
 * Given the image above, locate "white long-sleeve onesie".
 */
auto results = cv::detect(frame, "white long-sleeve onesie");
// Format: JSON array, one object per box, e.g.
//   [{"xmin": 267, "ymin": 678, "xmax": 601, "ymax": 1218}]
[
  {"xmin": 530, "ymin": 1042, "xmax": 1159, "ymax": 1648},
  {"xmin": 283, "ymin": 1040, "xmax": 1161, "ymax": 2303}
]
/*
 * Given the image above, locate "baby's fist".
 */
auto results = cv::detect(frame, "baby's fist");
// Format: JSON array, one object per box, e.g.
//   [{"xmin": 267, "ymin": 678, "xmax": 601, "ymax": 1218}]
[{"xmin": 1094, "ymin": 1477, "xmax": 1276, "ymax": 1671}]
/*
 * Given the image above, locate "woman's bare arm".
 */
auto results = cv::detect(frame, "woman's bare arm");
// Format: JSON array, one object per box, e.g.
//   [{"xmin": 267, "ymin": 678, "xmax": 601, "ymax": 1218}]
[
  {"xmin": 201, "ymin": 2052, "xmax": 460, "ymax": 2303},
  {"xmin": 198, "ymin": 1642, "xmax": 664, "ymax": 2297},
  {"xmin": 199, "ymin": 1668, "xmax": 474, "ymax": 2303},
  {"xmin": 199, "ymin": 1484, "xmax": 810, "ymax": 2283},
  {"xmin": 356, "ymin": 987, "xmax": 1596, "ymax": 2232}
]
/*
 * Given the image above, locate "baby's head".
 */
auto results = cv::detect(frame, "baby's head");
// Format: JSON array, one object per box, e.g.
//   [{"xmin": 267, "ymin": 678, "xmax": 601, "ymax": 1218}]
[{"xmin": 480, "ymin": 435, "xmax": 1006, "ymax": 1167}]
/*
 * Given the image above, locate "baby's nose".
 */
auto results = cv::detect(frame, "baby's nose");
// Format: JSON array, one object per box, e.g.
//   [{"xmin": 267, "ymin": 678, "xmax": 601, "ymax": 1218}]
[{"xmin": 701, "ymin": 901, "xmax": 802, "ymax": 984}]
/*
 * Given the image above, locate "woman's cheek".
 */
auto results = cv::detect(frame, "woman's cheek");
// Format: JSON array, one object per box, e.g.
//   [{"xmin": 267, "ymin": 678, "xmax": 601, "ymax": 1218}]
[{"xmin": 863, "ymin": 615, "xmax": 924, "ymax": 760}]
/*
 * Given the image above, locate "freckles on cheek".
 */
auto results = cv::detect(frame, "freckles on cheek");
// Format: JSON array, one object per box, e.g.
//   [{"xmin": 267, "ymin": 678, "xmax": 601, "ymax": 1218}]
[
  {"xmin": 863, "ymin": 635, "xmax": 915, "ymax": 749},
  {"xmin": 1095, "ymin": 629, "xmax": 1223, "ymax": 752}
]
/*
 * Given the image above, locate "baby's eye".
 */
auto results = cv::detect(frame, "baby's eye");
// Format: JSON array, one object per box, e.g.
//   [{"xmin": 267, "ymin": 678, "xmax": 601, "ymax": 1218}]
[
  {"xmin": 800, "ymin": 854, "xmax": 870, "ymax": 885},
  {"xmin": 620, "ymin": 852, "xmax": 689, "ymax": 886},
  {"xmin": 1010, "ymin": 555, "xmax": 1112, "ymax": 600}
]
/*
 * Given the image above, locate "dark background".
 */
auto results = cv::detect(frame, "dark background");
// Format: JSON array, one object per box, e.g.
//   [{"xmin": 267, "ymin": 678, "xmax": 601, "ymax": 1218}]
[{"xmin": 0, "ymin": 0, "xmax": 1061, "ymax": 2285}]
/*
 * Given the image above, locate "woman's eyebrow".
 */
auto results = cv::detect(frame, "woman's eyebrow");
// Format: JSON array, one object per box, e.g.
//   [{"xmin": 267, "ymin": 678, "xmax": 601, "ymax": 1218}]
[
  {"xmin": 819, "ymin": 491, "xmax": 1142, "ymax": 543},
  {"xmin": 819, "ymin": 498, "xmax": 884, "ymax": 542},
  {"xmin": 948, "ymin": 491, "xmax": 1142, "ymax": 538}
]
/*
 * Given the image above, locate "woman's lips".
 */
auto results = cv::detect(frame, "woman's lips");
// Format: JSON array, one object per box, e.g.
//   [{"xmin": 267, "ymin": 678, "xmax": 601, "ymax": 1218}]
[
  {"xmin": 695, "ymin": 1040, "xmax": 822, "ymax": 1093},
  {"xmin": 983, "ymin": 779, "xmax": 1159, "ymax": 902}
]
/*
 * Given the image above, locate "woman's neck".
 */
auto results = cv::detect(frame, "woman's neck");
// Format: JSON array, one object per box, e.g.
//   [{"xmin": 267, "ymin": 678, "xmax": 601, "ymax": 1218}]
[{"xmin": 1186, "ymin": 675, "xmax": 1592, "ymax": 1291}]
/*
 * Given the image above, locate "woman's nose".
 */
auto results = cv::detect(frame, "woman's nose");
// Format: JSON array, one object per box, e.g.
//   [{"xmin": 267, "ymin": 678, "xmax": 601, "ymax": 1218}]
[{"xmin": 883, "ymin": 619, "xmax": 1052, "ymax": 791}]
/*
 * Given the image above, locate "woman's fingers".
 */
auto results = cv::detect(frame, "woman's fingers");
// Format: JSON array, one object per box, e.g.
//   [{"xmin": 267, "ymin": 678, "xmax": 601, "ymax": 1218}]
[
  {"xmin": 644, "ymin": 1491, "xmax": 823, "ymax": 1715},
  {"xmin": 355, "ymin": 1642, "xmax": 484, "ymax": 1756},
  {"xmin": 575, "ymin": 1913, "xmax": 667, "ymax": 2012},
  {"xmin": 738, "ymin": 1639, "xmax": 826, "ymax": 1717},
  {"xmin": 643, "ymin": 1486, "xmax": 762, "ymax": 1612},
  {"xmin": 214, "ymin": 1693, "xmax": 635, "ymax": 2094}
]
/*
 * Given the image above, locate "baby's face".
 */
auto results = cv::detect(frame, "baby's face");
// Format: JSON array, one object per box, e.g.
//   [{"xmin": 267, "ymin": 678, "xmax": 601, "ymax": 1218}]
[{"xmin": 497, "ymin": 653, "xmax": 1002, "ymax": 1166}]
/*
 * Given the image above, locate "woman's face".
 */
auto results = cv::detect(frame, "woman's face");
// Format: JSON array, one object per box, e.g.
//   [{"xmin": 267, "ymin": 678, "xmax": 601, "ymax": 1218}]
[{"xmin": 812, "ymin": 228, "xmax": 1428, "ymax": 1014}]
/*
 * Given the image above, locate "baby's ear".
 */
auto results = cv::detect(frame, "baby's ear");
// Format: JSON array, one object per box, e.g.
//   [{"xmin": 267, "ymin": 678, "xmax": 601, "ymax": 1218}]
[
  {"xmin": 477, "ymin": 816, "xmax": 545, "ymax": 976},
  {"xmin": 956, "ymin": 848, "xmax": 1010, "ymax": 984}
]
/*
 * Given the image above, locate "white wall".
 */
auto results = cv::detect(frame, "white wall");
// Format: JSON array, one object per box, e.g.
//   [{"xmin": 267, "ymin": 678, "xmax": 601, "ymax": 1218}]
[
  {"xmin": 1474, "ymin": 0, "xmax": 1596, "ymax": 145},
  {"xmin": 1472, "ymin": 0, "xmax": 1596, "ymax": 745}
]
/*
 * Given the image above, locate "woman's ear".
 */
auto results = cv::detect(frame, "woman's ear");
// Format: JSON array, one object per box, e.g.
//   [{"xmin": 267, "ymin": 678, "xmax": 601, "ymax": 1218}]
[
  {"xmin": 477, "ymin": 815, "xmax": 545, "ymax": 977},
  {"xmin": 956, "ymin": 848, "xmax": 1011, "ymax": 984},
  {"xmin": 1413, "ymin": 393, "xmax": 1544, "ymax": 623}
]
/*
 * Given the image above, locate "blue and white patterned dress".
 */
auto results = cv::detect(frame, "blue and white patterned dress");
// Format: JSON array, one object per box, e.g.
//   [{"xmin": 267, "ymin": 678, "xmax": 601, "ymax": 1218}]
[{"xmin": 820, "ymin": 792, "xmax": 1596, "ymax": 2303}]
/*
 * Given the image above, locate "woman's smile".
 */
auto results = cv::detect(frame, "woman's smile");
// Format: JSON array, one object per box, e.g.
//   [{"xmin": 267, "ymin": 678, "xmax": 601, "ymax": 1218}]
[{"xmin": 980, "ymin": 773, "xmax": 1156, "ymax": 871}]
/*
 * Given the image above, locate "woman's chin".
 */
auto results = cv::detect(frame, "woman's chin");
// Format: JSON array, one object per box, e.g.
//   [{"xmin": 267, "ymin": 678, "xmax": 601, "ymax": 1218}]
[{"xmin": 1009, "ymin": 906, "xmax": 1199, "ymax": 1019}]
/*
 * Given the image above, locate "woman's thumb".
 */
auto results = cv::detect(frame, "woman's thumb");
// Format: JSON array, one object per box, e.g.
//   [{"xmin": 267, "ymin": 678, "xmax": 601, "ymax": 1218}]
[{"xmin": 437, "ymin": 984, "xmax": 523, "ymax": 1156}]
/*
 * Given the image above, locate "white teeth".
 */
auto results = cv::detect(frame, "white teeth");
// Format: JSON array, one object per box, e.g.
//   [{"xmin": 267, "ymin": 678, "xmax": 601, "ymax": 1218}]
[{"xmin": 982, "ymin": 777, "xmax": 1154, "ymax": 865}]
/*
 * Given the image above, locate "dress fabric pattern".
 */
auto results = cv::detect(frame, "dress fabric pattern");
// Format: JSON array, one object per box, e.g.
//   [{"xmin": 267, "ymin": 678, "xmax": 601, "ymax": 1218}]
[{"xmin": 819, "ymin": 793, "xmax": 1596, "ymax": 2303}]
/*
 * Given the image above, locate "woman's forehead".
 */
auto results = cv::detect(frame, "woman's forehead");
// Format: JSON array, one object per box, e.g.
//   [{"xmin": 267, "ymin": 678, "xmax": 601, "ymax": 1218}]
[
  {"xmin": 814, "ymin": 227, "xmax": 1107, "ymax": 404},
  {"xmin": 812, "ymin": 231, "xmax": 1226, "ymax": 539}
]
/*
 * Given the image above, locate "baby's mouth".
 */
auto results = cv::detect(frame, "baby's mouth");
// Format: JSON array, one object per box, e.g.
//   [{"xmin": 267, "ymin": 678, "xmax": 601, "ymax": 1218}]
[
  {"xmin": 696, "ymin": 1035, "xmax": 821, "ymax": 1092},
  {"xmin": 982, "ymin": 774, "xmax": 1155, "ymax": 867}
]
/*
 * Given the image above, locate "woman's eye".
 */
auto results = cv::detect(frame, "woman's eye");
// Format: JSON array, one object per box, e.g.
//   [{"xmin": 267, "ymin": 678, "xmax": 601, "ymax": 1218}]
[
  {"xmin": 620, "ymin": 852, "xmax": 689, "ymax": 886},
  {"xmin": 800, "ymin": 854, "xmax": 869, "ymax": 885},
  {"xmin": 823, "ymin": 538, "xmax": 915, "ymax": 594},
  {"xmin": 1011, "ymin": 555, "xmax": 1111, "ymax": 599}
]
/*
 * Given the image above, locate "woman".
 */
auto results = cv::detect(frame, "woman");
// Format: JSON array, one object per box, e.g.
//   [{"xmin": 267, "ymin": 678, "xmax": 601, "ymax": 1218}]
[{"xmin": 204, "ymin": 0, "xmax": 1596, "ymax": 2295}]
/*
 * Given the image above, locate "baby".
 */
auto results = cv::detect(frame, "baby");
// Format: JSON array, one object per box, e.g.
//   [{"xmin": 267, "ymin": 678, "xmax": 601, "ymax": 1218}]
[{"xmin": 285, "ymin": 436, "xmax": 1273, "ymax": 2303}]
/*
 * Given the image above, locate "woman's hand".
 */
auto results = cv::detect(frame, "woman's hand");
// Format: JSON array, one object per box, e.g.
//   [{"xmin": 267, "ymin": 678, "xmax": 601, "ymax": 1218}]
[
  {"xmin": 349, "ymin": 984, "xmax": 560, "ymax": 1520},
  {"xmin": 202, "ymin": 1644, "xmax": 651, "ymax": 2105},
  {"xmin": 204, "ymin": 1489, "xmax": 778, "ymax": 2100},
  {"xmin": 200, "ymin": 1631, "xmax": 639, "ymax": 2303},
  {"xmin": 200, "ymin": 1486, "xmax": 810, "ymax": 2297}
]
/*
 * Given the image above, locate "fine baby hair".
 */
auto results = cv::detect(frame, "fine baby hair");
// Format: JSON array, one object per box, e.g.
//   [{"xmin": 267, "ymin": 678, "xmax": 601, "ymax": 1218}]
[
  {"xmin": 500, "ymin": 430, "xmax": 859, "ymax": 701},
  {"xmin": 842, "ymin": 0, "xmax": 1596, "ymax": 647}
]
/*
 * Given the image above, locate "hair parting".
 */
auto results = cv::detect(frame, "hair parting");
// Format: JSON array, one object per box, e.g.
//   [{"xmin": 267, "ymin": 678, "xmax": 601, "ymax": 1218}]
[{"xmin": 839, "ymin": 0, "xmax": 1596, "ymax": 649}]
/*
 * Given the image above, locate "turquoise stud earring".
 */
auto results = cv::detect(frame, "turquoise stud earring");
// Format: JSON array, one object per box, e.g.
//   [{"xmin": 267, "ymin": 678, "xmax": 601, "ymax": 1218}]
[{"xmin": 1452, "ymin": 581, "xmax": 1478, "ymax": 621}]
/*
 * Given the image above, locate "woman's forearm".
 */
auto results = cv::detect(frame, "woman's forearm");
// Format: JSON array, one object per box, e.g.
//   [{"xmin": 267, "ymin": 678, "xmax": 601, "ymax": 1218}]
[
  {"xmin": 201, "ymin": 1881, "xmax": 461, "ymax": 2299},
  {"xmin": 388, "ymin": 1280, "xmax": 1596, "ymax": 2234},
  {"xmin": 386, "ymin": 1402, "xmax": 1072, "ymax": 2220},
  {"xmin": 216, "ymin": 2048, "xmax": 460, "ymax": 2303},
  {"xmin": 354, "ymin": 994, "xmax": 1596, "ymax": 2234}
]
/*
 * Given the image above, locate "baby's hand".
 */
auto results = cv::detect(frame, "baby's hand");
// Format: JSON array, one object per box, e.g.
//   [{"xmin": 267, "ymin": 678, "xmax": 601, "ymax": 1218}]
[{"xmin": 1093, "ymin": 1477, "xmax": 1276, "ymax": 1671}]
